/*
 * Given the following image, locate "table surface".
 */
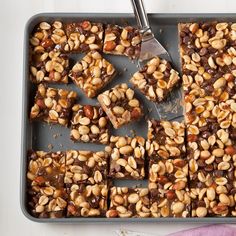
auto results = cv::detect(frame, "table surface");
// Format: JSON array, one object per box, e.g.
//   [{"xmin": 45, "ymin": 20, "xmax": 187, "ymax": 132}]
[{"xmin": 1, "ymin": 0, "xmax": 236, "ymax": 235}]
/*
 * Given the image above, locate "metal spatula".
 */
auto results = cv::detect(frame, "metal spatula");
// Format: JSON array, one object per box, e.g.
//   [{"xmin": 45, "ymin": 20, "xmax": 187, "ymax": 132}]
[{"xmin": 130, "ymin": 0, "xmax": 183, "ymax": 121}]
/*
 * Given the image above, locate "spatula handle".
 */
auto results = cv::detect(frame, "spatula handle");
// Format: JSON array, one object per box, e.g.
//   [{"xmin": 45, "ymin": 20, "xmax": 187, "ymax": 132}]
[{"xmin": 130, "ymin": 0, "xmax": 150, "ymax": 33}]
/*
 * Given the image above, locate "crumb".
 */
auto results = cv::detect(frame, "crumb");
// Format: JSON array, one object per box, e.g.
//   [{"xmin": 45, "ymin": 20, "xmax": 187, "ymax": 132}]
[
  {"xmin": 130, "ymin": 129, "xmax": 136, "ymax": 137},
  {"xmin": 120, "ymin": 230, "xmax": 126, "ymax": 236},
  {"xmin": 144, "ymin": 115, "xmax": 149, "ymax": 121},
  {"xmin": 53, "ymin": 133, "xmax": 61, "ymax": 139},
  {"xmin": 159, "ymin": 28, "xmax": 163, "ymax": 34},
  {"xmin": 134, "ymin": 183, "xmax": 142, "ymax": 188},
  {"xmin": 48, "ymin": 143, "xmax": 53, "ymax": 150},
  {"xmin": 49, "ymin": 125, "xmax": 52, "ymax": 130},
  {"xmin": 148, "ymin": 108, "xmax": 153, "ymax": 113},
  {"xmin": 123, "ymin": 67, "xmax": 127, "ymax": 71},
  {"xmin": 59, "ymin": 143, "xmax": 63, "ymax": 147}
]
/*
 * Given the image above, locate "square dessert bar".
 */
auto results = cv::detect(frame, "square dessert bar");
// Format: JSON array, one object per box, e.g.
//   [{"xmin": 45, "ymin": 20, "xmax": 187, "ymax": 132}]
[
  {"xmin": 67, "ymin": 184, "xmax": 108, "ymax": 217},
  {"xmin": 30, "ymin": 21, "xmax": 67, "ymax": 53},
  {"xmin": 146, "ymin": 120, "xmax": 186, "ymax": 160},
  {"xmin": 184, "ymin": 95, "xmax": 236, "ymax": 130},
  {"xmin": 187, "ymin": 124, "xmax": 236, "ymax": 217},
  {"xmin": 106, "ymin": 135, "xmax": 145, "ymax": 179},
  {"xmin": 69, "ymin": 50, "xmax": 116, "ymax": 98},
  {"xmin": 179, "ymin": 22, "xmax": 236, "ymax": 101},
  {"xmin": 190, "ymin": 171, "xmax": 235, "ymax": 217},
  {"xmin": 149, "ymin": 158, "xmax": 190, "ymax": 217},
  {"xmin": 103, "ymin": 24, "xmax": 141, "ymax": 59},
  {"xmin": 64, "ymin": 21, "xmax": 104, "ymax": 52},
  {"xmin": 130, "ymin": 57, "xmax": 180, "ymax": 103},
  {"xmin": 106, "ymin": 187, "xmax": 150, "ymax": 218},
  {"xmin": 30, "ymin": 50, "xmax": 69, "ymax": 84},
  {"xmin": 64, "ymin": 150, "xmax": 108, "ymax": 185},
  {"xmin": 30, "ymin": 84, "xmax": 77, "ymax": 126},
  {"xmin": 70, "ymin": 104, "xmax": 110, "ymax": 144},
  {"xmin": 28, "ymin": 185, "xmax": 68, "ymax": 218},
  {"xmin": 97, "ymin": 83, "xmax": 143, "ymax": 129},
  {"xmin": 29, "ymin": 21, "xmax": 70, "ymax": 84},
  {"xmin": 189, "ymin": 159, "xmax": 236, "ymax": 218},
  {"xmin": 27, "ymin": 150, "xmax": 66, "ymax": 188}
]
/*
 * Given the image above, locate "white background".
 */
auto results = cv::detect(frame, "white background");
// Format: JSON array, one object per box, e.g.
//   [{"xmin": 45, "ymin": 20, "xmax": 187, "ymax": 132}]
[{"xmin": 1, "ymin": 0, "xmax": 236, "ymax": 235}]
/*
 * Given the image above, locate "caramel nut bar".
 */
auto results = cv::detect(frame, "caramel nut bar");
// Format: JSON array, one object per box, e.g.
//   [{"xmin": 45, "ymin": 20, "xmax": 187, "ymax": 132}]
[
  {"xmin": 103, "ymin": 24, "xmax": 141, "ymax": 59},
  {"xmin": 30, "ymin": 50, "xmax": 69, "ymax": 84},
  {"xmin": 130, "ymin": 57, "xmax": 180, "ymax": 102},
  {"xmin": 70, "ymin": 104, "xmax": 110, "ymax": 144},
  {"xmin": 29, "ymin": 21, "xmax": 69, "ymax": 84},
  {"xmin": 187, "ymin": 124, "xmax": 236, "ymax": 217},
  {"xmin": 189, "ymin": 162, "xmax": 236, "ymax": 218},
  {"xmin": 30, "ymin": 21, "xmax": 67, "ymax": 53},
  {"xmin": 69, "ymin": 51, "xmax": 116, "ymax": 98},
  {"xmin": 97, "ymin": 83, "xmax": 143, "ymax": 129},
  {"xmin": 64, "ymin": 21, "xmax": 104, "ymax": 53},
  {"xmin": 64, "ymin": 150, "xmax": 108, "ymax": 185},
  {"xmin": 30, "ymin": 84, "xmax": 77, "ymax": 126},
  {"xmin": 187, "ymin": 124, "xmax": 236, "ymax": 179},
  {"xmin": 149, "ymin": 158, "xmax": 190, "ymax": 217},
  {"xmin": 146, "ymin": 120, "xmax": 186, "ymax": 160},
  {"xmin": 28, "ymin": 185, "xmax": 68, "ymax": 218},
  {"xmin": 67, "ymin": 184, "xmax": 108, "ymax": 217},
  {"xmin": 185, "ymin": 96, "xmax": 236, "ymax": 131},
  {"xmin": 179, "ymin": 22, "xmax": 236, "ymax": 101},
  {"xmin": 27, "ymin": 150, "xmax": 66, "ymax": 188},
  {"xmin": 106, "ymin": 136, "xmax": 145, "ymax": 179},
  {"xmin": 189, "ymin": 172, "xmax": 235, "ymax": 217},
  {"xmin": 106, "ymin": 187, "xmax": 150, "ymax": 218}
]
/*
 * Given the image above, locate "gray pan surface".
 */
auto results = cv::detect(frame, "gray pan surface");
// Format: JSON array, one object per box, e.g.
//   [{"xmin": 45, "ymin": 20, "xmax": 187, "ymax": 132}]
[{"xmin": 21, "ymin": 13, "xmax": 236, "ymax": 222}]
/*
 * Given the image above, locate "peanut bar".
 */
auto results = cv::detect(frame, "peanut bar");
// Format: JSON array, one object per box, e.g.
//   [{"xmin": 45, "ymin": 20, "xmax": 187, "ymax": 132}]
[
  {"xmin": 149, "ymin": 158, "xmax": 190, "ymax": 217},
  {"xmin": 103, "ymin": 24, "xmax": 141, "ymax": 59},
  {"xmin": 146, "ymin": 120, "xmax": 186, "ymax": 160},
  {"xmin": 64, "ymin": 150, "xmax": 108, "ymax": 185},
  {"xmin": 130, "ymin": 57, "xmax": 180, "ymax": 102},
  {"xmin": 97, "ymin": 83, "xmax": 143, "ymax": 129},
  {"xmin": 106, "ymin": 136, "xmax": 145, "ymax": 179},
  {"xmin": 106, "ymin": 187, "xmax": 150, "ymax": 218},
  {"xmin": 65, "ymin": 21, "xmax": 103, "ymax": 53},
  {"xmin": 30, "ymin": 84, "xmax": 77, "ymax": 126},
  {"xmin": 69, "ymin": 50, "xmax": 116, "ymax": 98},
  {"xmin": 67, "ymin": 184, "xmax": 108, "ymax": 217}
]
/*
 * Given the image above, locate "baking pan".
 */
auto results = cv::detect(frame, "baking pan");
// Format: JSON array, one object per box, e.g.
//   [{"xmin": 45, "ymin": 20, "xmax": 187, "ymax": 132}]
[{"xmin": 21, "ymin": 13, "xmax": 236, "ymax": 222}]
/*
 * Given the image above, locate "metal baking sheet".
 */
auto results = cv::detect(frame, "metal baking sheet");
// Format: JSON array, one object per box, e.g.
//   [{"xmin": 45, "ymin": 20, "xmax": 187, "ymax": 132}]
[{"xmin": 21, "ymin": 13, "xmax": 236, "ymax": 223}]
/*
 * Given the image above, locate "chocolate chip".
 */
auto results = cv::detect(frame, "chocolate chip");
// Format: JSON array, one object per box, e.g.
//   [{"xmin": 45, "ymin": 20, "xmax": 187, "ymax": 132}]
[
  {"xmin": 125, "ymin": 47, "xmax": 135, "ymax": 56},
  {"xmin": 198, "ymin": 200, "xmax": 206, "ymax": 207},
  {"xmin": 79, "ymin": 43, "xmax": 89, "ymax": 52},
  {"xmin": 150, "ymin": 189, "xmax": 158, "ymax": 198},
  {"xmin": 89, "ymin": 196, "xmax": 100, "ymax": 208},
  {"xmin": 39, "ymin": 212, "xmax": 49, "ymax": 218},
  {"xmin": 128, "ymin": 203, "xmax": 136, "ymax": 213},
  {"xmin": 205, "ymin": 164, "xmax": 214, "ymax": 172},
  {"xmin": 147, "ymin": 78, "xmax": 157, "ymax": 85},
  {"xmin": 199, "ymin": 48, "xmax": 208, "ymax": 56},
  {"xmin": 183, "ymin": 36, "xmax": 190, "ymax": 44},
  {"xmin": 214, "ymin": 170, "xmax": 223, "ymax": 177}
]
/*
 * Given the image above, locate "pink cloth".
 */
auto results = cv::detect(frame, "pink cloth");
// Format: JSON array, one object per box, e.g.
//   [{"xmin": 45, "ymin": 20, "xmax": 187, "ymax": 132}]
[{"xmin": 168, "ymin": 225, "xmax": 236, "ymax": 236}]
